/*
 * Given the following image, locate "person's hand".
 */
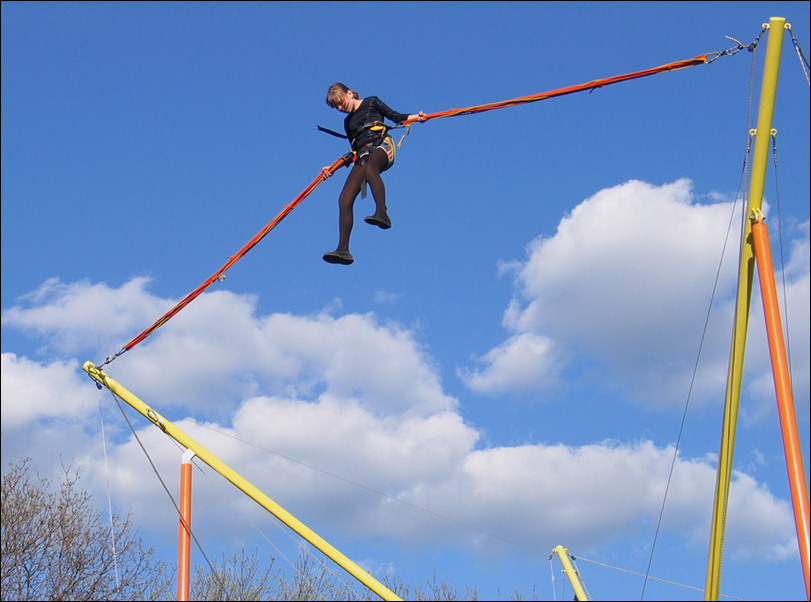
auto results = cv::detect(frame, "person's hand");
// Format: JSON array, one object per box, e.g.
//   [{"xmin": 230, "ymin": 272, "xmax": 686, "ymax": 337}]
[
  {"xmin": 406, "ymin": 112, "xmax": 427, "ymax": 123},
  {"xmin": 321, "ymin": 166, "xmax": 332, "ymax": 179}
]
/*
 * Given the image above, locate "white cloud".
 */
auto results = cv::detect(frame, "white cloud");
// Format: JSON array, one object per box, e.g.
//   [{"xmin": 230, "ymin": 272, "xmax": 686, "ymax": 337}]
[
  {"xmin": 374, "ymin": 290, "xmax": 401, "ymax": 304},
  {"xmin": 458, "ymin": 332, "xmax": 564, "ymax": 395},
  {"xmin": 3, "ymin": 284, "xmax": 458, "ymax": 419},
  {"xmin": 0, "ymin": 353, "xmax": 91, "ymax": 427},
  {"xmin": 1, "ymin": 181, "xmax": 806, "ymax": 588},
  {"xmin": 463, "ymin": 180, "xmax": 810, "ymax": 409},
  {"xmin": 0, "ymin": 272, "xmax": 800, "ymax": 565},
  {"xmin": 61, "ymin": 408, "xmax": 797, "ymax": 565},
  {"xmin": 0, "ymin": 276, "xmax": 173, "ymax": 357}
]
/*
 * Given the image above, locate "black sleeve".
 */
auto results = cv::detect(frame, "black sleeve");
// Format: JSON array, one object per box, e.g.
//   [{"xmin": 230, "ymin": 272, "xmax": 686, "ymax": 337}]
[{"xmin": 370, "ymin": 97, "xmax": 410, "ymax": 125}]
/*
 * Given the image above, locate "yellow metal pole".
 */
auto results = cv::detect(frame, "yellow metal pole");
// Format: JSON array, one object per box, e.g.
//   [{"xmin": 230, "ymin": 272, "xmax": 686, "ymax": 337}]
[
  {"xmin": 551, "ymin": 545, "xmax": 589, "ymax": 601},
  {"xmin": 704, "ymin": 17, "xmax": 786, "ymax": 601},
  {"xmin": 83, "ymin": 361, "xmax": 402, "ymax": 602}
]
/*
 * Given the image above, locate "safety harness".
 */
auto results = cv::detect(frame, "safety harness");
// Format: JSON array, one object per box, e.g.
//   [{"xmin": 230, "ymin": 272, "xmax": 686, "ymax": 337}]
[
  {"xmin": 317, "ymin": 121, "xmax": 402, "ymax": 197},
  {"xmin": 317, "ymin": 120, "xmax": 390, "ymax": 146}
]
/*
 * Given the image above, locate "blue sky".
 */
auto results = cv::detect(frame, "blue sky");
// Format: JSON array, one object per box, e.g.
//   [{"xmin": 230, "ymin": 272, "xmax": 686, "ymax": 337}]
[{"xmin": 2, "ymin": 2, "xmax": 809, "ymax": 600}]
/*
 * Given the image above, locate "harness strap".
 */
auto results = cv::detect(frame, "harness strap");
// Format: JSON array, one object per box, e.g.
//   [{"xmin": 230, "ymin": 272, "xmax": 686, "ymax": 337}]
[
  {"xmin": 317, "ymin": 121, "xmax": 391, "ymax": 145},
  {"xmin": 317, "ymin": 125, "xmax": 348, "ymax": 139},
  {"xmin": 351, "ymin": 121, "xmax": 389, "ymax": 148}
]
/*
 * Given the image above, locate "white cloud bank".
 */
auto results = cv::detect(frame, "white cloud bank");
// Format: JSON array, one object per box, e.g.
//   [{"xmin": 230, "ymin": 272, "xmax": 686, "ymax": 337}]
[
  {"xmin": 2, "ymin": 179, "xmax": 807, "ymax": 576},
  {"xmin": 461, "ymin": 179, "xmax": 809, "ymax": 411}
]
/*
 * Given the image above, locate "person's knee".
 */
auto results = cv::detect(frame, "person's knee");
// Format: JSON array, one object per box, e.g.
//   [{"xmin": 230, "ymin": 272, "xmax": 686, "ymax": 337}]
[
  {"xmin": 365, "ymin": 165, "xmax": 384, "ymax": 184},
  {"xmin": 338, "ymin": 191, "xmax": 355, "ymax": 208}
]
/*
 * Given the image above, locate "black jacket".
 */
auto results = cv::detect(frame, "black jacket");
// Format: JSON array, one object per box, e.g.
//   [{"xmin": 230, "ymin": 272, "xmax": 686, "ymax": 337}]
[{"xmin": 344, "ymin": 96, "xmax": 409, "ymax": 151}]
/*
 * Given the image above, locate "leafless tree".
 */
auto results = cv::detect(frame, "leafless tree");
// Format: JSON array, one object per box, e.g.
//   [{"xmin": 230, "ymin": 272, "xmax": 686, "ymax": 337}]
[
  {"xmin": 1, "ymin": 456, "xmax": 173, "ymax": 601},
  {"xmin": 3, "ymin": 455, "xmax": 501, "ymax": 601}
]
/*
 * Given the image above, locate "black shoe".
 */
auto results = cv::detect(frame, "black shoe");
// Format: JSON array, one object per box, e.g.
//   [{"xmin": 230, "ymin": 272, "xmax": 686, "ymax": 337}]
[
  {"xmin": 323, "ymin": 250, "xmax": 354, "ymax": 265},
  {"xmin": 364, "ymin": 214, "xmax": 391, "ymax": 229}
]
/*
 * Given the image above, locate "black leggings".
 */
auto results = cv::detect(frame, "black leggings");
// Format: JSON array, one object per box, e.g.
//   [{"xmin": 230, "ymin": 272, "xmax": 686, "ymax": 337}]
[{"xmin": 333, "ymin": 147, "xmax": 390, "ymax": 252}]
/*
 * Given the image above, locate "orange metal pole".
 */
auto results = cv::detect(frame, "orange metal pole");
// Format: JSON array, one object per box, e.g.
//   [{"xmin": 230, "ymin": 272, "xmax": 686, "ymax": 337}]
[
  {"xmin": 752, "ymin": 214, "xmax": 811, "ymax": 599},
  {"xmin": 177, "ymin": 451, "xmax": 194, "ymax": 601}
]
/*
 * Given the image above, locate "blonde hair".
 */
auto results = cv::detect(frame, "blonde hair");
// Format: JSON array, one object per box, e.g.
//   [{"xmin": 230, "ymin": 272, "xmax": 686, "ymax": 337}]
[{"xmin": 326, "ymin": 82, "xmax": 358, "ymax": 108}]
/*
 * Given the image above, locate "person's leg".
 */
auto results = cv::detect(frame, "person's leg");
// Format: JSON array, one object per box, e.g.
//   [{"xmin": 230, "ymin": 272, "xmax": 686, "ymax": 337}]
[
  {"xmin": 362, "ymin": 148, "xmax": 392, "ymax": 228},
  {"xmin": 324, "ymin": 165, "xmax": 365, "ymax": 264}
]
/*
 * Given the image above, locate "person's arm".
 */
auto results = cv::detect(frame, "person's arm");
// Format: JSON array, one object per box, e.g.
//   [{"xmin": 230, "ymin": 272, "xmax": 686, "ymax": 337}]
[{"xmin": 372, "ymin": 97, "xmax": 425, "ymax": 125}]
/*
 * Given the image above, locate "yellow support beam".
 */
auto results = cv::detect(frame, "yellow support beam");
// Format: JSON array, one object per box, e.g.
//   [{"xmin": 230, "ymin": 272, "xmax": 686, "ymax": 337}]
[
  {"xmin": 704, "ymin": 16, "xmax": 786, "ymax": 601},
  {"xmin": 83, "ymin": 361, "xmax": 401, "ymax": 602},
  {"xmin": 551, "ymin": 545, "xmax": 589, "ymax": 601}
]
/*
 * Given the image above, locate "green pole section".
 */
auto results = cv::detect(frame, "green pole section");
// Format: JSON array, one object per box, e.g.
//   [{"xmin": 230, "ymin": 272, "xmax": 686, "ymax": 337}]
[
  {"xmin": 83, "ymin": 361, "xmax": 402, "ymax": 602},
  {"xmin": 704, "ymin": 17, "xmax": 786, "ymax": 601}
]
